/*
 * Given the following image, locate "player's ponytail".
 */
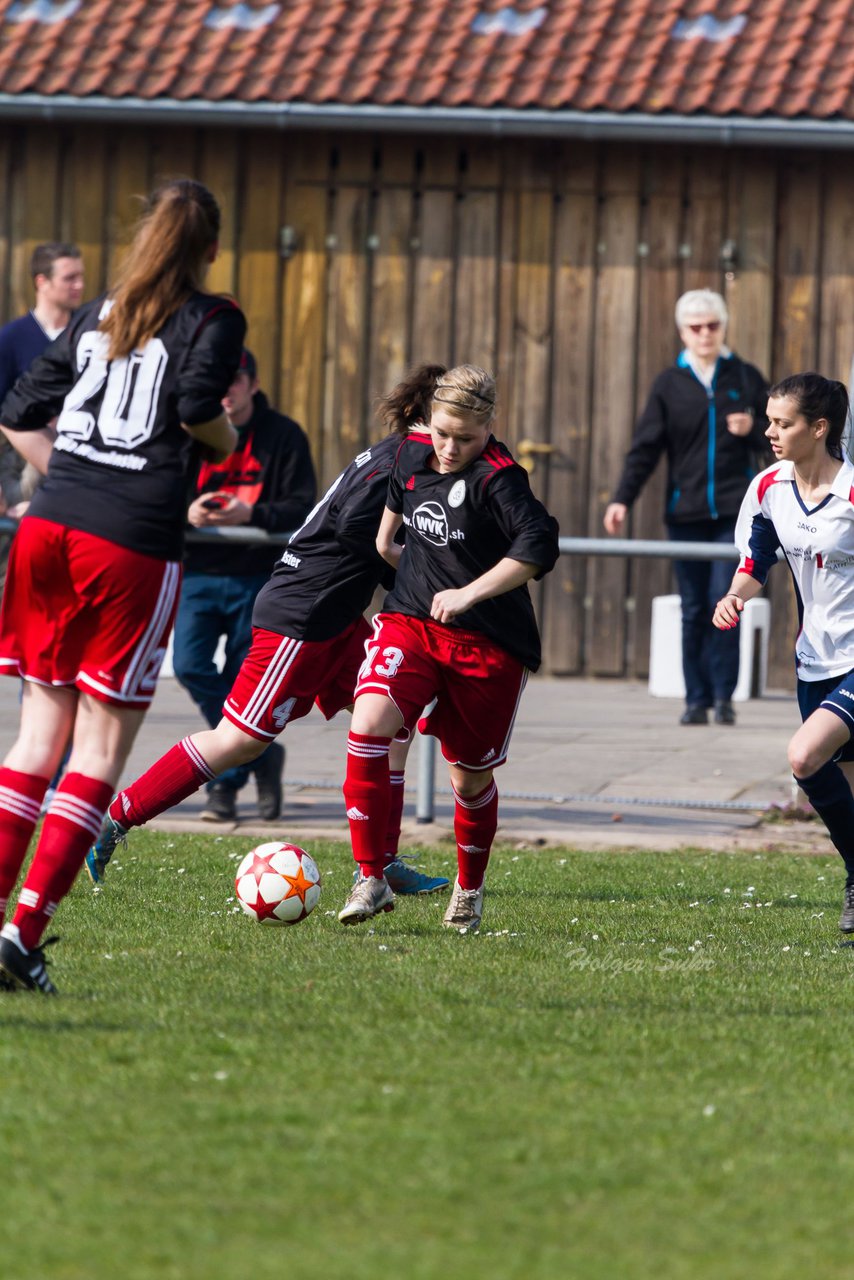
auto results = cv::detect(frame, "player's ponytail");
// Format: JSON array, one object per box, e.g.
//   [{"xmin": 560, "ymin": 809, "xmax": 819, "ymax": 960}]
[
  {"xmin": 432, "ymin": 365, "xmax": 497, "ymax": 425},
  {"xmin": 769, "ymin": 372, "xmax": 850, "ymax": 461},
  {"xmin": 378, "ymin": 364, "xmax": 447, "ymax": 435},
  {"xmin": 100, "ymin": 179, "xmax": 221, "ymax": 360}
]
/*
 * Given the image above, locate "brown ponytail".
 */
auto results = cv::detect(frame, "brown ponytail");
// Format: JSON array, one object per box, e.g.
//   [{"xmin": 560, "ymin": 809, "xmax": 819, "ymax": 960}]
[
  {"xmin": 377, "ymin": 364, "xmax": 447, "ymax": 435},
  {"xmin": 100, "ymin": 179, "xmax": 221, "ymax": 360}
]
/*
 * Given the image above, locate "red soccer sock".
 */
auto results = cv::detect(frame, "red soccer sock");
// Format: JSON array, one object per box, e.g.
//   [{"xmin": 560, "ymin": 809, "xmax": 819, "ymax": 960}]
[
  {"xmin": 13, "ymin": 772, "xmax": 113, "ymax": 950},
  {"xmin": 383, "ymin": 770, "xmax": 406, "ymax": 866},
  {"xmin": 343, "ymin": 733, "xmax": 391, "ymax": 880},
  {"xmin": 0, "ymin": 767, "xmax": 50, "ymax": 926},
  {"xmin": 453, "ymin": 779, "xmax": 498, "ymax": 889},
  {"xmin": 111, "ymin": 737, "xmax": 216, "ymax": 829}
]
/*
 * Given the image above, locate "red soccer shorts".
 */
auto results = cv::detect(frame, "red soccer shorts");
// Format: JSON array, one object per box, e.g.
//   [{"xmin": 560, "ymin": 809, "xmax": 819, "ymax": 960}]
[
  {"xmin": 0, "ymin": 516, "xmax": 181, "ymax": 709},
  {"xmin": 222, "ymin": 616, "xmax": 372, "ymax": 741},
  {"xmin": 354, "ymin": 612, "xmax": 528, "ymax": 771}
]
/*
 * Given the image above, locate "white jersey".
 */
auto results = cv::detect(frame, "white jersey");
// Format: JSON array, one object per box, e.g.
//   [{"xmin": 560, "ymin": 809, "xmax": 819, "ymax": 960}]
[{"xmin": 736, "ymin": 459, "xmax": 854, "ymax": 682}]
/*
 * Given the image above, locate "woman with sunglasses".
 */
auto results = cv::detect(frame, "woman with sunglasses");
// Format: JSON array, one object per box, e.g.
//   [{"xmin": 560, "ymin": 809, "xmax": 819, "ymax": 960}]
[{"xmin": 603, "ymin": 289, "xmax": 769, "ymax": 727}]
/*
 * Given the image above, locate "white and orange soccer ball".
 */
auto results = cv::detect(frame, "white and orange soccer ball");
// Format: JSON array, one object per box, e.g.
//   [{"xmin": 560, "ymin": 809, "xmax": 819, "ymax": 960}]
[{"xmin": 234, "ymin": 842, "xmax": 322, "ymax": 926}]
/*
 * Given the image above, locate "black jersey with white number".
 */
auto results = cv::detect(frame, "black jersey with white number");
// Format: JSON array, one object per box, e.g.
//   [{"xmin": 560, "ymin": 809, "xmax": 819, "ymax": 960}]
[
  {"xmin": 0, "ymin": 291, "xmax": 246, "ymax": 560},
  {"xmin": 384, "ymin": 434, "xmax": 560, "ymax": 670},
  {"xmin": 251, "ymin": 434, "xmax": 400, "ymax": 641}
]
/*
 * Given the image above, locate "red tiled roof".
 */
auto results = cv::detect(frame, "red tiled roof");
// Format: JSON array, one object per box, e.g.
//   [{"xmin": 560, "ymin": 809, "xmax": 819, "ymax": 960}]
[{"xmin": 0, "ymin": 0, "xmax": 851, "ymax": 120}]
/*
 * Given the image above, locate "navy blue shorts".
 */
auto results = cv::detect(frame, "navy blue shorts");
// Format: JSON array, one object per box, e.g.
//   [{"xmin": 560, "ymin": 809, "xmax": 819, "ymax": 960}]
[{"xmin": 797, "ymin": 671, "xmax": 854, "ymax": 761}]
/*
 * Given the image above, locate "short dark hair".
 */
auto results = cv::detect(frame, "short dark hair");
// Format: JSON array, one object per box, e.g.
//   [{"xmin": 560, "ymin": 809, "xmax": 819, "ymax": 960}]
[{"xmin": 30, "ymin": 242, "xmax": 82, "ymax": 283}]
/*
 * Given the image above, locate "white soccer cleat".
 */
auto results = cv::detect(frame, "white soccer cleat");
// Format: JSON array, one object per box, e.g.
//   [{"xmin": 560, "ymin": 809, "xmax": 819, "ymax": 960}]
[
  {"xmin": 442, "ymin": 878, "xmax": 484, "ymax": 933},
  {"xmin": 338, "ymin": 874, "xmax": 395, "ymax": 925}
]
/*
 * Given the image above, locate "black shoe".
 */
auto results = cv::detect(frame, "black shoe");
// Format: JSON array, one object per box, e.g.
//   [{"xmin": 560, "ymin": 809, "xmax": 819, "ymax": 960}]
[
  {"xmin": 840, "ymin": 882, "xmax": 854, "ymax": 933},
  {"xmin": 253, "ymin": 742, "xmax": 285, "ymax": 821},
  {"xmin": 200, "ymin": 783, "xmax": 238, "ymax": 823},
  {"xmin": 679, "ymin": 705, "xmax": 708, "ymax": 725},
  {"xmin": 0, "ymin": 931, "xmax": 59, "ymax": 994},
  {"xmin": 714, "ymin": 700, "xmax": 736, "ymax": 725}
]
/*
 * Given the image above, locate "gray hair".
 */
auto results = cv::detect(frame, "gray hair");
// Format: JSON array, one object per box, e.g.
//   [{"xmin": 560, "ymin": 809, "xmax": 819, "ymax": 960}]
[{"xmin": 675, "ymin": 289, "xmax": 728, "ymax": 330}]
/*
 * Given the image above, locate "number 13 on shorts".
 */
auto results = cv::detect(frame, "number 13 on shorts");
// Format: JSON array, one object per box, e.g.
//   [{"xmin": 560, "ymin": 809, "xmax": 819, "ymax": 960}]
[{"xmin": 359, "ymin": 644, "xmax": 405, "ymax": 682}]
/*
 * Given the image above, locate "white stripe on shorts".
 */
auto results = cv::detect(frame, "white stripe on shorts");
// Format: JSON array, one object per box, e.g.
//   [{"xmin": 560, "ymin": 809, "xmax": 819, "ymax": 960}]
[
  {"xmin": 822, "ymin": 696, "xmax": 854, "ymax": 731},
  {"xmin": 453, "ymin": 667, "xmax": 529, "ymax": 771},
  {"xmin": 238, "ymin": 636, "xmax": 303, "ymax": 732},
  {"xmin": 123, "ymin": 560, "xmax": 181, "ymax": 696},
  {"xmin": 77, "ymin": 671, "xmax": 155, "ymax": 703}
]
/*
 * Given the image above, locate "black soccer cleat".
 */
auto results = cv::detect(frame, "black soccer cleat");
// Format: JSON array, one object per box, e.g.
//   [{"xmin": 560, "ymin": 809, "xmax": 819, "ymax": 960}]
[{"xmin": 0, "ymin": 930, "xmax": 59, "ymax": 995}]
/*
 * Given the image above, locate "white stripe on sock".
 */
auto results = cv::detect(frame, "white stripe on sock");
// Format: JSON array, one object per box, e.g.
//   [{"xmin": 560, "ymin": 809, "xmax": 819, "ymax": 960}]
[
  {"xmin": 0, "ymin": 785, "xmax": 41, "ymax": 824},
  {"xmin": 47, "ymin": 794, "xmax": 104, "ymax": 838},
  {"xmin": 454, "ymin": 781, "xmax": 497, "ymax": 811},
  {"xmin": 180, "ymin": 737, "xmax": 216, "ymax": 781}
]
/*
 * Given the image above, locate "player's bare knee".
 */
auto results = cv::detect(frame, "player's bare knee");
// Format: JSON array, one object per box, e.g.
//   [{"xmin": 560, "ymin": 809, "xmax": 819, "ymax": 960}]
[
  {"xmin": 351, "ymin": 693, "xmax": 401, "ymax": 739},
  {"xmin": 209, "ymin": 720, "xmax": 264, "ymax": 765},
  {"xmin": 233, "ymin": 736, "xmax": 268, "ymax": 765},
  {"xmin": 450, "ymin": 765, "xmax": 494, "ymax": 797},
  {"xmin": 788, "ymin": 738, "xmax": 826, "ymax": 779}
]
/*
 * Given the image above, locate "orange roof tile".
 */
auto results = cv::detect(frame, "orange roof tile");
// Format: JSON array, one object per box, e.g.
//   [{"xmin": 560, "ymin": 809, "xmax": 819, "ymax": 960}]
[{"xmin": 0, "ymin": 0, "xmax": 853, "ymax": 122}]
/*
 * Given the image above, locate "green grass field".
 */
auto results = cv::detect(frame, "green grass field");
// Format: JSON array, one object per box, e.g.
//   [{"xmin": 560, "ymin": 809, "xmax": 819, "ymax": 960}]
[{"xmin": 2, "ymin": 833, "xmax": 853, "ymax": 1280}]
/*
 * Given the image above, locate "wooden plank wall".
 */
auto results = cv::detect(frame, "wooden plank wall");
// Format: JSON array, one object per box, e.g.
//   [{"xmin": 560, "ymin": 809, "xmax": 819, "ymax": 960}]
[{"xmin": 5, "ymin": 121, "xmax": 854, "ymax": 689}]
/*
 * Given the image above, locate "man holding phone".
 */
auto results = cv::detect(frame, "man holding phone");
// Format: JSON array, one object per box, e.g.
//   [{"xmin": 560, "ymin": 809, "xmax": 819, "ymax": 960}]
[{"xmin": 175, "ymin": 348, "xmax": 316, "ymax": 822}]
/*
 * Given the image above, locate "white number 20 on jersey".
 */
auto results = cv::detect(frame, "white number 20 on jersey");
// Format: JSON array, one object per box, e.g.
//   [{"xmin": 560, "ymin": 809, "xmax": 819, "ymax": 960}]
[{"xmin": 58, "ymin": 330, "xmax": 168, "ymax": 450}]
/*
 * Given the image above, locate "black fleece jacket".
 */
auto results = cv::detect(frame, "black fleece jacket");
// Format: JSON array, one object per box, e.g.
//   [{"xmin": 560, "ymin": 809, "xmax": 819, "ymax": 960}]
[
  {"xmin": 612, "ymin": 352, "xmax": 769, "ymax": 524},
  {"xmin": 186, "ymin": 391, "xmax": 316, "ymax": 576}
]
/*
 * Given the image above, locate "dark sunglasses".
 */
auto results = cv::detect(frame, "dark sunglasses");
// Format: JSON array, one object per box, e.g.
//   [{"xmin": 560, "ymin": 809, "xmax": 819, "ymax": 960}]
[{"xmin": 686, "ymin": 320, "xmax": 722, "ymax": 334}]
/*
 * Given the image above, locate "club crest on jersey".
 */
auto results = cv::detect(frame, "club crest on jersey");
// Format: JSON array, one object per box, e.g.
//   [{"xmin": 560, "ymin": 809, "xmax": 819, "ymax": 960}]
[
  {"xmin": 412, "ymin": 500, "xmax": 449, "ymax": 546},
  {"xmin": 448, "ymin": 479, "xmax": 466, "ymax": 508}
]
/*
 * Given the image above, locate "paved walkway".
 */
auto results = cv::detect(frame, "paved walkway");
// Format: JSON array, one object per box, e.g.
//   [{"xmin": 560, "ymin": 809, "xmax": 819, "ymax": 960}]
[{"xmin": 0, "ymin": 674, "xmax": 825, "ymax": 854}]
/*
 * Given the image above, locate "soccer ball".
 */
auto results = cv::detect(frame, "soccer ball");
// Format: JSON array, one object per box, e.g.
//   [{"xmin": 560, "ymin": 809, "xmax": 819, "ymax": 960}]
[{"xmin": 234, "ymin": 842, "xmax": 322, "ymax": 926}]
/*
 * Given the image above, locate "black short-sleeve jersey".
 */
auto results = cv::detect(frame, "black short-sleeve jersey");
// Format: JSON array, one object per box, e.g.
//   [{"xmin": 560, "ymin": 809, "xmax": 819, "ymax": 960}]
[
  {"xmin": 384, "ymin": 435, "xmax": 560, "ymax": 670},
  {"xmin": 251, "ymin": 433, "xmax": 399, "ymax": 641},
  {"xmin": 0, "ymin": 291, "xmax": 246, "ymax": 560}
]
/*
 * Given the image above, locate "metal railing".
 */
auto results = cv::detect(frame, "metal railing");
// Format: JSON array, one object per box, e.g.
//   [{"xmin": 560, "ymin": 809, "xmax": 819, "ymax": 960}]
[
  {"xmin": 1, "ymin": 517, "xmax": 745, "ymax": 560},
  {"xmin": 0, "ymin": 517, "xmax": 757, "ymax": 819}
]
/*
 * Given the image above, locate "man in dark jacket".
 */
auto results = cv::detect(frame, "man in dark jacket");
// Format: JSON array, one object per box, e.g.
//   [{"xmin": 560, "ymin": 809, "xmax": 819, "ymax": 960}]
[
  {"xmin": 173, "ymin": 348, "xmax": 317, "ymax": 821},
  {"xmin": 0, "ymin": 242, "xmax": 84, "ymax": 590},
  {"xmin": 604, "ymin": 290, "xmax": 769, "ymax": 726}
]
